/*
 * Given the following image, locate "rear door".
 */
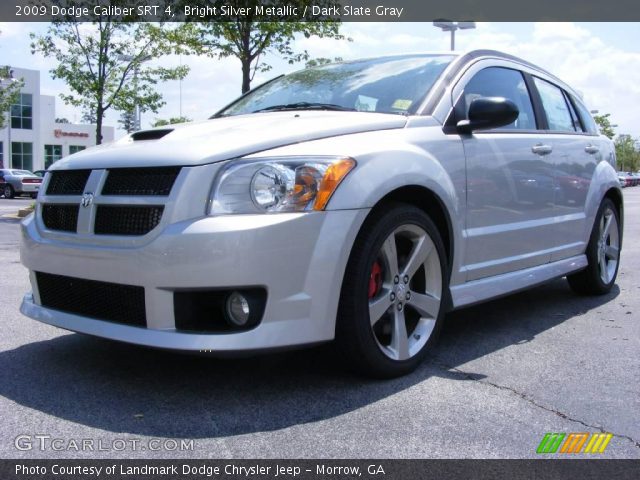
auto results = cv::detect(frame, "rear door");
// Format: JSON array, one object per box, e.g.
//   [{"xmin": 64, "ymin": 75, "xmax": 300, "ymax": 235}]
[
  {"xmin": 452, "ymin": 63, "xmax": 557, "ymax": 281},
  {"xmin": 530, "ymin": 77, "xmax": 600, "ymax": 261}
]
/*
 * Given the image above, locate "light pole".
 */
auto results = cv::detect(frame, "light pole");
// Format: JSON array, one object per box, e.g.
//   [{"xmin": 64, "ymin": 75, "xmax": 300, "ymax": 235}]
[
  {"xmin": 433, "ymin": 21, "xmax": 476, "ymax": 51},
  {"xmin": 0, "ymin": 68, "xmax": 17, "ymax": 169}
]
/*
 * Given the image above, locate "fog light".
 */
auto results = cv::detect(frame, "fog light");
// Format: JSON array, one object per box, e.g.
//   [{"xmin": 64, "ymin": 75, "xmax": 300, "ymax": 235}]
[{"xmin": 225, "ymin": 291, "xmax": 250, "ymax": 326}]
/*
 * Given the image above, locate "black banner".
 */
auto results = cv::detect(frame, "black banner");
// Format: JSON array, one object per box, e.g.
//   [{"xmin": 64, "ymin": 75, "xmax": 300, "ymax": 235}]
[
  {"xmin": 1, "ymin": 460, "xmax": 640, "ymax": 480},
  {"xmin": 3, "ymin": 0, "xmax": 640, "ymax": 22}
]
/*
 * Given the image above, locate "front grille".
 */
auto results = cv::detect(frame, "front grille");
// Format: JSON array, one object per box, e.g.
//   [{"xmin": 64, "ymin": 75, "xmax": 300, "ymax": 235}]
[
  {"xmin": 42, "ymin": 204, "xmax": 78, "ymax": 232},
  {"xmin": 102, "ymin": 167, "xmax": 181, "ymax": 196},
  {"xmin": 94, "ymin": 206, "xmax": 164, "ymax": 235},
  {"xmin": 46, "ymin": 170, "xmax": 91, "ymax": 195},
  {"xmin": 36, "ymin": 272, "xmax": 146, "ymax": 327}
]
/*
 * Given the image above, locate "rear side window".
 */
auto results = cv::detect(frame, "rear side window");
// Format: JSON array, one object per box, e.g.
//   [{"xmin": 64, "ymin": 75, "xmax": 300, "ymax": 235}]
[
  {"xmin": 570, "ymin": 95, "xmax": 599, "ymax": 135},
  {"xmin": 563, "ymin": 91, "xmax": 584, "ymax": 132},
  {"xmin": 533, "ymin": 77, "xmax": 575, "ymax": 132},
  {"xmin": 463, "ymin": 67, "xmax": 536, "ymax": 130}
]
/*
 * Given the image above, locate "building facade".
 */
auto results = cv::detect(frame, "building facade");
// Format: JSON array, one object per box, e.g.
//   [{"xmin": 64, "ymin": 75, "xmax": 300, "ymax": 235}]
[{"xmin": 1, "ymin": 67, "xmax": 114, "ymax": 171}]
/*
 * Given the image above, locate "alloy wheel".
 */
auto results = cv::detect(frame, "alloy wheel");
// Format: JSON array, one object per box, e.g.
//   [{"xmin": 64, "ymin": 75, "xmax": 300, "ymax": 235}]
[
  {"xmin": 597, "ymin": 206, "xmax": 619, "ymax": 284},
  {"xmin": 368, "ymin": 224, "xmax": 442, "ymax": 361}
]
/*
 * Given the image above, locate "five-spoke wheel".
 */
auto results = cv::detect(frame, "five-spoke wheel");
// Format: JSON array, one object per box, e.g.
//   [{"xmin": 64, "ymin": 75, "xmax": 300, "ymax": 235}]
[
  {"xmin": 568, "ymin": 198, "xmax": 621, "ymax": 295},
  {"xmin": 368, "ymin": 224, "xmax": 442, "ymax": 361},
  {"xmin": 337, "ymin": 203, "xmax": 448, "ymax": 378}
]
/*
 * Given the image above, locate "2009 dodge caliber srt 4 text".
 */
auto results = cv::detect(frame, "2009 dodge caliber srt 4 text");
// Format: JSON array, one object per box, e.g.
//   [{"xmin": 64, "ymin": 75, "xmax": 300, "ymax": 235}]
[{"xmin": 20, "ymin": 50, "xmax": 623, "ymax": 377}]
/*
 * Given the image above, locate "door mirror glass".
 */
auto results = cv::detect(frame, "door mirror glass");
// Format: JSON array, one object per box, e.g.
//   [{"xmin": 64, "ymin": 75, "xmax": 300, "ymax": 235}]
[{"xmin": 457, "ymin": 97, "xmax": 520, "ymax": 133}]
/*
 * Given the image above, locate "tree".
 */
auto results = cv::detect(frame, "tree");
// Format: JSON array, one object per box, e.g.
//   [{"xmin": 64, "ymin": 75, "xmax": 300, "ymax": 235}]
[
  {"xmin": 55, "ymin": 117, "xmax": 70, "ymax": 124},
  {"xmin": 615, "ymin": 134, "xmax": 640, "ymax": 172},
  {"xmin": 119, "ymin": 109, "xmax": 137, "ymax": 133},
  {"xmin": 0, "ymin": 31, "xmax": 23, "ymax": 129},
  {"xmin": 151, "ymin": 116, "xmax": 192, "ymax": 127},
  {"xmin": 31, "ymin": 20, "xmax": 188, "ymax": 144},
  {"xmin": 81, "ymin": 110, "xmax": 97, "ymax": 124},
  {"xmin": 305, "ymin": 57, "xmax": 343, "ymax": 68},
  {"xmin": 177, "ymin": 3, "xmax": 347, "ymax": 93},
  {"xmin": 593, "ymin": 113, "xmax": 616, "ymax": 139}
]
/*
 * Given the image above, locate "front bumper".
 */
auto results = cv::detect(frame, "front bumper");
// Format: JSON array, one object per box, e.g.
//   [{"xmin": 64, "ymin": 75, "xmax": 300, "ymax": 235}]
[{"xmin": 20, "ymin": 209, "xmax": 368, "ymax": 352}]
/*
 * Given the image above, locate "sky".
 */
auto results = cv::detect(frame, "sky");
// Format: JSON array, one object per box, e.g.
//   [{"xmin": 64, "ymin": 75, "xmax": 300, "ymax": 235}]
[{"xmin": 1, "ymin": 22, "xmax": 639, "ymax": 139}]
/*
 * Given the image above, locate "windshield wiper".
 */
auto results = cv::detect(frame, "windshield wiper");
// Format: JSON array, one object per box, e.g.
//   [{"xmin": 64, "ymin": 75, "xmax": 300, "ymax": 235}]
[{"xmin": 252, "ymin": 102, "xmax": 356, "ymax": 113}]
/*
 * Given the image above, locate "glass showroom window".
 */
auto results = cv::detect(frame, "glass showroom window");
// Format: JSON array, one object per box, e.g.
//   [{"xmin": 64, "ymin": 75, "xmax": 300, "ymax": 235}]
[
  {"xmin": 44, "ymin": 145, "xmax": 62, "ymax": 168},
  {"xmin": 11, "ymin": 142, "xmax": 33, "ymax": 170},
  {"xmin": 10, "ymin": 93, "xmax": 33, "ymax": 130},
  {"xmin": 0, "ymin": 141, "xmax": 3, "ymax": 168},
  {"xmin": 69, "ymin": 145, "xmax": 86, "ymax": 155}
]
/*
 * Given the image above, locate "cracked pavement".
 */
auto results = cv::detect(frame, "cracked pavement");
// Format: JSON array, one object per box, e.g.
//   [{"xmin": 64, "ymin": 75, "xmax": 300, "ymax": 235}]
[{"xmin": 0, "ymin": 191, "xmax": 638, "ymax": 459}]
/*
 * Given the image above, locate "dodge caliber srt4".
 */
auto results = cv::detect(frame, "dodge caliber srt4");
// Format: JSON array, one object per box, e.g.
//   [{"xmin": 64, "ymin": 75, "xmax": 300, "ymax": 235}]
[{"xmin": 20, "ymin": 50, "xmax": 623, "ymax": 377}]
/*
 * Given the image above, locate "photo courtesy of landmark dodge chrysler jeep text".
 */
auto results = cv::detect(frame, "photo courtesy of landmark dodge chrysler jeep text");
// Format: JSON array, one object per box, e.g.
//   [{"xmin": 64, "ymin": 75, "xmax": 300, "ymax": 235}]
[{"xmin": 20, "ymin": 50, "xmax": 623, "ymax": 377}]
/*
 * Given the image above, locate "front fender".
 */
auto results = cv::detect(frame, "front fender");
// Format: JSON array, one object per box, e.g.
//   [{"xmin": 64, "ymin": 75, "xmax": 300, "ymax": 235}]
[
  {"xmin": 328, "ymin": 144, "xmax": 466, "ymax": 286},
  {"xmin": 329, "ymin": 148, "xmax": 460, "ymax": 214}
]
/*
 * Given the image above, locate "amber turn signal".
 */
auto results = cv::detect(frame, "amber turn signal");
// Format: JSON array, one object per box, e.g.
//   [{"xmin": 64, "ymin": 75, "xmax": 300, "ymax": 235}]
[{"xmin": 313, "ymin": 158, "xmax": 356, "ymax": 211}]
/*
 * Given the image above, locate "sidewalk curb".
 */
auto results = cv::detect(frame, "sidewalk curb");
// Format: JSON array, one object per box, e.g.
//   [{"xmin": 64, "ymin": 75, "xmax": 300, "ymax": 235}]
[{"xmin": 1, "ymin": 213, "xmax": 24, "ymax": 220}]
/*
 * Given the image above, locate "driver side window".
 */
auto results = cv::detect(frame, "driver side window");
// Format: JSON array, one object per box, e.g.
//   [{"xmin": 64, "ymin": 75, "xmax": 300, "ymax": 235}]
[{"xmin": 464, "ymin": 67, "xmax": 537, "ymax": 130}]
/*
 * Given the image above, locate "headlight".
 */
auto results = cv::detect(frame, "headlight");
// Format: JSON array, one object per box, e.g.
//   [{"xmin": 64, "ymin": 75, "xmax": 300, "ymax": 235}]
[{"xmin": 209, "ymin": 156, "xmax": 356, "ymax": 214}]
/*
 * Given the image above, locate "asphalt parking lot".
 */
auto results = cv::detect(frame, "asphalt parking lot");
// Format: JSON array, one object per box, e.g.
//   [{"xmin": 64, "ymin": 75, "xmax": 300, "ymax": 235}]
[{"xmin": 0, "ymin": 192, "xmax": 638, "ymax": 460}]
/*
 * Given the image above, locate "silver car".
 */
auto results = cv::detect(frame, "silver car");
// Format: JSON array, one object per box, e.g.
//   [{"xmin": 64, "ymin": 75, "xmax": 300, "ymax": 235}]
[
  {"xmin": 1, "ymin": 169, "xmax": 42, "ymax": 199},
  {"xmin": 20, "ymin": 50, "xmax": 623, "ymax": 377}
]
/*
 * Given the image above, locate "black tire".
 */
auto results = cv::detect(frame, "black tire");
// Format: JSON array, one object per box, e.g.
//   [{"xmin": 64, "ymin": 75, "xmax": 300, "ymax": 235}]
[
  {"xmin": 3, "ymin": 184, "xmax": 14, "ymax": 199},
  {"xmin": 336, "ymin": 202, "xmax": 449, "ymax": 378},
  {"xmin": 30, "ymin": 193, "xmax": 38, "ymax": 199},
  {"xmin": 567, "ymin": 198, "xmax": 621, "ymax": 295}
]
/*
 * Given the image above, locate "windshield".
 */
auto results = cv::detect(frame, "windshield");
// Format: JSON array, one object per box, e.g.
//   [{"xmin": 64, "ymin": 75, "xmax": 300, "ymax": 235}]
[{"xmin": 218, "ymin": 55, "xmax": 455, "ymax": 117}]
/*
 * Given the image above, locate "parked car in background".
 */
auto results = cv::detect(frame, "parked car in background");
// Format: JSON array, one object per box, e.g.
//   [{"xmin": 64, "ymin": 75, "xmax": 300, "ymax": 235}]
[
  {"xmin": 20, "ymin": 50, "xmax": 623, "ymax": 377},
  {"xmin": 618, "ymin": 171, "xmax": 639, "ymax": 187},
  {"xmin": 33, "ymin": 170, "xmax": 48, "ymax": 178},
  {"xmin": 618, "ymin": 174, "xmax": 627, "ymax": 188},
  {"xmin": 0, "ymin": 169, "xmax": 42, "ymax": 199}
]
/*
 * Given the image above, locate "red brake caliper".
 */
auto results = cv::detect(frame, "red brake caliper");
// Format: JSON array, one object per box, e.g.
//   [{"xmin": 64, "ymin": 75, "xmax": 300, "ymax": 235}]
[{"xmin": 368, "ymin": 261, "xmax": 383, "ymax": 299}]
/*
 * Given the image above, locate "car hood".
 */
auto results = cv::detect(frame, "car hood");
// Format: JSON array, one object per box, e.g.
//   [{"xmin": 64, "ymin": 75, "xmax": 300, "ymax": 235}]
[{"xmin": 51, "ymin": 111, "xmax": 408, "ymax": 170}]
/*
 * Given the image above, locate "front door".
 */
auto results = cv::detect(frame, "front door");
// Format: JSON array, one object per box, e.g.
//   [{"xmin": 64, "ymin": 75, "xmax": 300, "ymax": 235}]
[{"xmin": 456, "ymin": 66, "xmax": 557, "ymax": 281}]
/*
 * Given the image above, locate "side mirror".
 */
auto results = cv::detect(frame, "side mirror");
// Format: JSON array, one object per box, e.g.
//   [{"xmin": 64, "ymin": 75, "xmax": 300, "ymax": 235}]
[{"xmin": 456, "ymin": 97, "xmax": 519, "ymax": 134}]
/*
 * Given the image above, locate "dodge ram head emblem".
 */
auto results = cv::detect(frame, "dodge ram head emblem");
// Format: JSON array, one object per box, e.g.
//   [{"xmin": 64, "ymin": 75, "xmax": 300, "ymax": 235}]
[{"xmin": 81, "ymin": 192, "xmax": 94, "ymax": 208}]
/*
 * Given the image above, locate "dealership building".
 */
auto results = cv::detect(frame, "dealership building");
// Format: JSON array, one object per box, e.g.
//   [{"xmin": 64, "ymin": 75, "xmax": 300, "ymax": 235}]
[{"xmin": 1, "ymin": 67, "xmax": 114, "ymax": 171}]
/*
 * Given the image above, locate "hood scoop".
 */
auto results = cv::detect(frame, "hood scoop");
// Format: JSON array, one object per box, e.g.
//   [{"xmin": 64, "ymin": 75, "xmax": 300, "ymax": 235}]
[{"xmin": 130, "ymin": 129, "xmax": 174, "ymax": 141}]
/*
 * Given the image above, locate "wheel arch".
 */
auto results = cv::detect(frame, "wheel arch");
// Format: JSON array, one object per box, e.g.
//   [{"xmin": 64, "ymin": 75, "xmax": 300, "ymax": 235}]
[
  {"xmin": 603, "ymin": 186, "xmax": 624, "ymax": 247},
  {"xmin": 370, "ymin": 185, "xmax": 454, "ymax": 271},
  {"xmin": 336, "ymin": 184, "xmax": 456, "ymax": 326}
]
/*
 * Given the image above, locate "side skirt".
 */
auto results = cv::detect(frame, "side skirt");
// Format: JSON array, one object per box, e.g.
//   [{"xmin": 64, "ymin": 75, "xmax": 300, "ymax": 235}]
[{"xmin": 450, "ymin": 255, "xmax": 588, "ymax": 310}]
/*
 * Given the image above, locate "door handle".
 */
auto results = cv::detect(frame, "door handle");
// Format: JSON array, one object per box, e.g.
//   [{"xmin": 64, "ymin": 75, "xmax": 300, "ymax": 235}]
[
  {"xmin": 585, "ymin": 145, "xmax": 600, "ymax": 154},
  {"xmin": 532, "ymin": 144, "xmax": 553, "ymax": 156}
]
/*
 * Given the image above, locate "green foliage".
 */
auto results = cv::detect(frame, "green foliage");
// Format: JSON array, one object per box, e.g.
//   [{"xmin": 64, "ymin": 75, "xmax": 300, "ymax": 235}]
[
  {"xmin": 0, "ymin": 32, "xmax": 24, "ymax": 129},
  {"xmin": 30, "ymin": 20, "xmax": 188, "ymax": 143},
  {"xmin": 615, "ymin": 134, "xmax": 640, "ymax": 172},
  {"xmin": 593, "ymin": 113, "xmax": 616, "ymax": 139},
  {"xmin": 305, "ymin": 57, "xmax": 343, "ymax": 68},
  {"xmin": 81, "ymin": 110, "xmax": 97, "ymax": 124},
  {"xmin": 592, "ymin": 113, "xmax": 639, "ymax": 171},
  {"xmin": 151, "ymin": 116, "xmax": 192, "ymax": 127},
  {"xmin": 118, "ymin": 109, "xmax": 137, "ymax": 133},
  {"xmin": 175, "ymin": 1, "xmax": 348, "ymax": 93}
]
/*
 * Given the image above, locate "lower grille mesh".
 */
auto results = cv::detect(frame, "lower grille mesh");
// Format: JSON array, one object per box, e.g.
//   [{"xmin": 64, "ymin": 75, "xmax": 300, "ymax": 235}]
[
  {"xmin": 36, "ymin": 272, "xmax": 146, "ymax": 327},
  {"xmin": 42, "ymin": 205, "xmax": 79, "ymax": 232},
  {"xmin": 94, "ymin": 206, "xmax": 164, "ymax": 236}
]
